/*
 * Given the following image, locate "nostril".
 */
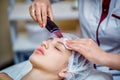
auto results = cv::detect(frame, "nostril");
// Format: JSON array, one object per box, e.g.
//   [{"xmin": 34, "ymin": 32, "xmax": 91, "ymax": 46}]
[{"xmin": 42, "ymin": 41, "xmax": 49, "ymax": 49}]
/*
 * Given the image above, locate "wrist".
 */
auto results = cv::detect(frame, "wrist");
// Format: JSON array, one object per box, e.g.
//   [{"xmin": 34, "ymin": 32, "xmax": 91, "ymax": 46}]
[{"xmin": 99, "ymin": 52, "xmax": 109, "ymax": 66}]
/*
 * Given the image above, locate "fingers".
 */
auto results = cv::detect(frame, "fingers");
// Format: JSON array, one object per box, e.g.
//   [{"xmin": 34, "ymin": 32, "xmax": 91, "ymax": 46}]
[
  {"xmin": 35, "ymin": 3, "xmax": 43, "ymax": 27},
  {"xmin": 67, "ymin": 38, "xmax": 95, "ymax": 46},
  {"xmin": 29, "ymin": 3, "xmax": 47, "ymax": 27},
  {"xmin": 40, "ymin": 5, "xmax": 53, "ymax": 27},
  {"xmin": 66, "ymin": 39, "xmax": 95, "ymax": 53},
  {"xmin": 41, "ymin": 4, "xmax": 47, "ymax": 27},
  {"xmin": 66, "ymin": 39, "xmax": 88, "ymax": 46},
  {"xmin": 29, "ymin": 0, "xmax": 53, "ymax": 27},
  {"xmin": 66, "ymin": 38, "xmax": 106, "ymax": 65},
  {"xmin": 29, "ymin": 4, "xmax": 37, "ymax": 22},
  {"xmin": 47, "ymin": 7, "xmax": 54, "ymax": 21}
]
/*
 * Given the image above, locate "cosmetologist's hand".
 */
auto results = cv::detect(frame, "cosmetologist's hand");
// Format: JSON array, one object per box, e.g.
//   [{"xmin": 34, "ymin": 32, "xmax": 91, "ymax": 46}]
[
  {"xmin": 66, "ymin": 38, "xmax": 107, "ymax": 65},
  {"xmin": 67, "ymin": 38, "xmax": 120, "ymax": 70},
  {"xmin": 29, "ymin": 0, "xmax": 53, "ymax": 27}
]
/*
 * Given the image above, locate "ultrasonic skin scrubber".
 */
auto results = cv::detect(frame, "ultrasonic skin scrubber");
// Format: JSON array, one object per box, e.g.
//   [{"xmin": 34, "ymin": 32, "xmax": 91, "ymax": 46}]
[{"xmin": 45, "ymin": 17, "xmax": 63, "ymax": 38}]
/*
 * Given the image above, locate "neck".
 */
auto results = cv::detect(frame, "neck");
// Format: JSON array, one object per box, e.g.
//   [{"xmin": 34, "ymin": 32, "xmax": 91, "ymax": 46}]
[{"xmin": 21, "ymin": 68, "xmax": 59, "ymax": 80}]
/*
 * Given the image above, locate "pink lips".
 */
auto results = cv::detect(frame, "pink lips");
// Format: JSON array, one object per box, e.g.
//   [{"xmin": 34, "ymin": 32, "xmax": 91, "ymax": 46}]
[{"xmin": 36, "ymin": 47, "xmax": 44, "ymax": 55}]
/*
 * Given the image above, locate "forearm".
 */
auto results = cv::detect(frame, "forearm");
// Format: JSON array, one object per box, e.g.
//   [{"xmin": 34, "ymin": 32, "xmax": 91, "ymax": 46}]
[{"xmin": 100, "ymin": 52, "xmax": 120, "ymax": 70}]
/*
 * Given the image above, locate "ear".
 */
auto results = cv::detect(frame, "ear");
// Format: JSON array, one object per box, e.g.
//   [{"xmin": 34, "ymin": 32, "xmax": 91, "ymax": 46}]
[{"xmin": 58, "ymin": 67, "xmax": 68, "ymax": 78}]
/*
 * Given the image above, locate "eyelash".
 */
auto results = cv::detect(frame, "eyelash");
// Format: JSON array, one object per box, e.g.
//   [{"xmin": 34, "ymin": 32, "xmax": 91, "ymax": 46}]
[{"xmin": 55, "ymin": 46, "xmax": 61, "ymax": 51}]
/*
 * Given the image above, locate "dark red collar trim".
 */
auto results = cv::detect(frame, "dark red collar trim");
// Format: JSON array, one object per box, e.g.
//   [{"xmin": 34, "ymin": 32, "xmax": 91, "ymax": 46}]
[{"xmin": 96, "ymin": 0, "xmax": 111, "ymax": 46}]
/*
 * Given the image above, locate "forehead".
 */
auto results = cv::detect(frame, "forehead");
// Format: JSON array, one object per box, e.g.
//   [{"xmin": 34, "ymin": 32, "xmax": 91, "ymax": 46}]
[
  {"xmin": 48, "ymin": 37, "xmax": 63, "ymax": 42},
  {"xmin": 47, "ymin": 38, "xmax": 72, "ymax": 51}
]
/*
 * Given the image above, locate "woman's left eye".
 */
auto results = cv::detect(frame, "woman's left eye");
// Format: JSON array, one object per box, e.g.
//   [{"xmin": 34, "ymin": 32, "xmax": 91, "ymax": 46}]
[{"xmin": 55, "ymin": 47, "xmax": 61, "ymax": 51}]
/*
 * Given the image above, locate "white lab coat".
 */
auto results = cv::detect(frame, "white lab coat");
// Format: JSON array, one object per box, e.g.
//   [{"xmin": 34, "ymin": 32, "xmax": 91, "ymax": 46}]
[{"xmin": 78, "ymin": 0, "xmax": 120, "ymax": 80}]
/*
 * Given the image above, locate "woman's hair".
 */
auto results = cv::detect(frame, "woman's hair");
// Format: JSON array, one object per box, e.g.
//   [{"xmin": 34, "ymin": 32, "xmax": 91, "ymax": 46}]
[{"xmin": 57, "ymin": 33, "xmax": 93, "ymax": 80}]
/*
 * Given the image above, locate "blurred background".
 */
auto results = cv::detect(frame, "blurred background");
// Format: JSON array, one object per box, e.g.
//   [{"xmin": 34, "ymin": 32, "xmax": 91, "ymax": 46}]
[{"xmin": 0, "ymin": 0, "xmax": 81, "ymax": 70}]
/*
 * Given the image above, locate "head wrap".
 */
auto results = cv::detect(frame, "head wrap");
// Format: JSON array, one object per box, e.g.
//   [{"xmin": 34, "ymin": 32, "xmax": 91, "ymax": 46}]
[{"xmin": 62, "ymin": 33, "xmax": 93, "ymax": 80}]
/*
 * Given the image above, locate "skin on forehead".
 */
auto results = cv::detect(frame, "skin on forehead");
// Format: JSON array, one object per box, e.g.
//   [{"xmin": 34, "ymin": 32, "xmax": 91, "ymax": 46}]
[{"xmin": 48, "ymin": 37, "xmax": 72, "ymax": 50}]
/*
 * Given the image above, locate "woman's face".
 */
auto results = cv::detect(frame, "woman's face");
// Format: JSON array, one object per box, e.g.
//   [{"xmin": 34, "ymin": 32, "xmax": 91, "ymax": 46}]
[{"xmin": 29, "ymin": 38, "xmax": 72, "ymax": 73}]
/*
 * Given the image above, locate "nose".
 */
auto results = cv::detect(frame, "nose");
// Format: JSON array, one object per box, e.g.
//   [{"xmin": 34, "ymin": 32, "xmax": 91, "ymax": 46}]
[{"xmin": 41, "ymin": 41, "xmax": 48, "ymax": 49}]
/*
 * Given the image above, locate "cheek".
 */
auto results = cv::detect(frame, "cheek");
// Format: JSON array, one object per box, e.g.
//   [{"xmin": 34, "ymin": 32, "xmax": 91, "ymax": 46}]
[
  {"xmin": 29, "ymin": 53, "xmax": 45, "ymax": 69},
  {"xmin": 29, "ymin": 52, "xmax": 64, "ymax": 72},
  {"xmin": 29, "ymin": 49, "xmax": 70, "ymax": 73},
  {"xmin": 45, "ymin": 54, "xmax": 62, "ymax": 66},
  {"xmin": 44, "ymin": 53, "xmax": 68, "ymax": 71}
]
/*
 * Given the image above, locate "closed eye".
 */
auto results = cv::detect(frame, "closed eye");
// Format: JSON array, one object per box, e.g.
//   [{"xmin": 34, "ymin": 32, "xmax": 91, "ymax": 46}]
[
  {"xmin": 57, "ymin": 41, "xmax": 66, "ymax": 50},
  {"xmin": 55, "ymin": 46, "xmax": 61, "ymax": 51},
  {"xmin": 55, "ymin": 43, "xmax": 66, "ymax": 53}
]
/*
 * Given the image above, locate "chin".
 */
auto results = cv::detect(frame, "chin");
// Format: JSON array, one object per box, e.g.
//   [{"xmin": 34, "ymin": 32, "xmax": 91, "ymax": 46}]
[
  {"xmin": 29, "ymin": 54, "xmax": 38, "ymax": 67},
  {"xmin": 29, "ymin": 54, "xmax": 44, "ymax": 69},
  {"xmin": 29, "ymin": 54, "xmax": 34, "ymax": 65}
]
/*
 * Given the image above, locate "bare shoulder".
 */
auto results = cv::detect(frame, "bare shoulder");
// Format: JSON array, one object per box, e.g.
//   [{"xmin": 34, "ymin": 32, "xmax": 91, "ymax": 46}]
[{"xmin": 0, "ymin": 72, "xmax": 13, "ymax": 80}]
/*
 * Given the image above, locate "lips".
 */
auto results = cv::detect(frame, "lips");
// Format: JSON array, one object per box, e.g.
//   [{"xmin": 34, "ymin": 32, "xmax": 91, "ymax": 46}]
[{"xmin": 36, "ymin": 47, "xmax": 44, "ymax": 55}]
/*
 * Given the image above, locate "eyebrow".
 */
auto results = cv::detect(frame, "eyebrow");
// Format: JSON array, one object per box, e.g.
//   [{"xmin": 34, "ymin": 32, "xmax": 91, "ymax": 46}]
[
  {"xmin": 48, "ymin": 37, "xmax": 54, "ymax": 40},
  {"xmin": 57, "ymin": 41, "xmax": 67, "ymax": 50},
  {"xmin": 48, "ymin": 38, "xmax": 66, "ymax": 49}
]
